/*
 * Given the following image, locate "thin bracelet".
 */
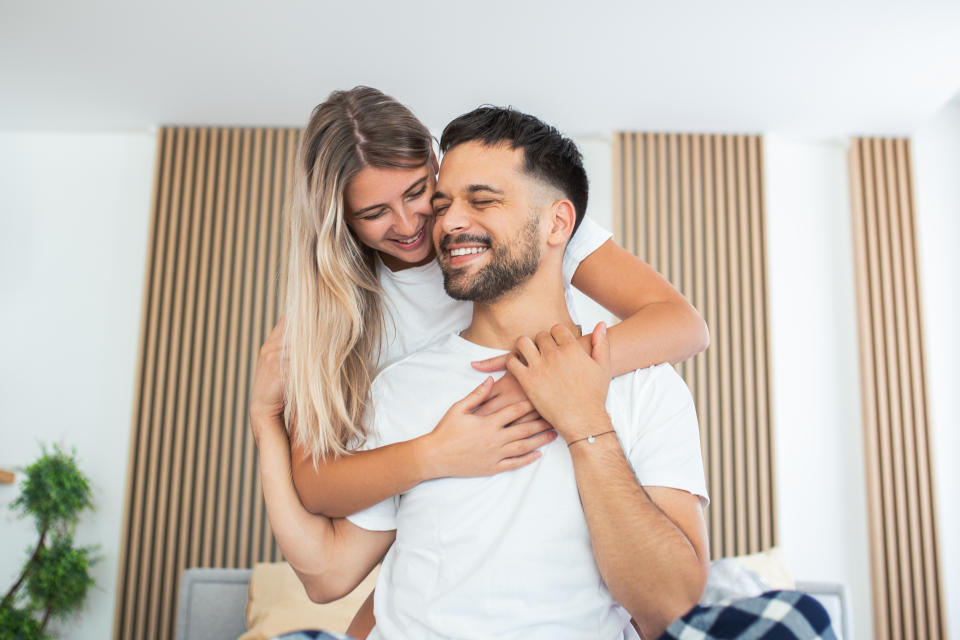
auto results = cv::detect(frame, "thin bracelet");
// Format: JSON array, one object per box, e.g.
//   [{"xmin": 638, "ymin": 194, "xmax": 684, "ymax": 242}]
[{"xmin": 567, "ymin": 430, "xmax": 616, "ymax": 448}]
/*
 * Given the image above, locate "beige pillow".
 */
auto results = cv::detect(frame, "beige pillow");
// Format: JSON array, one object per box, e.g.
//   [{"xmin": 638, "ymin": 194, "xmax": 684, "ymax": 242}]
[
  {"xmin": 733, "ymin": 546, "xmax": 795, "ymax": 590},
  {"xmin": 240, "ymin": 562, "xmax": 379, "ymax": 640}
]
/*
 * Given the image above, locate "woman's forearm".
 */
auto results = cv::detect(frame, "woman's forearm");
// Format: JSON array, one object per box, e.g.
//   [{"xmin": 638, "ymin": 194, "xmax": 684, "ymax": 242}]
[
  {"xmin": 571, "ymin": 240, "xmax": 709, "ymax": 371},
  {"xmin": 256, "ymin": 413, "xmax": 338, "ymax": 574},
  {"xmin": 292, "ymin": 436, "xmax": 432, "ymax": 517},
  {"xmin": 577, "ymin": 299, "xmax": 708, "ymax": 376}
]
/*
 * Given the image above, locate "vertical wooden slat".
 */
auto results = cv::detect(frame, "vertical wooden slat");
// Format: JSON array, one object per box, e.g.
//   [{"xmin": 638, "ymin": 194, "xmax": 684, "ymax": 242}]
[
  {"xmin": 899, "ymin": 141, "xmax": 944, "ymax": 639},
  {"xmin": 158, "ymin": 127, "xmax": 199, "ymax": 638},
  {"xmin": 142, "ymin": 126, "xmax": 186, "ymax": 639},
  {"xmin": 736, "ymin": 135, "xmax": 759, "ymax": 553},
  {"xmin": 850, "ymin": 141, "xmax": 890, "ymax": 640},
  {"xmin": 186, "ymin": 128, "xmax": 219, "ymax": 572},
  {"xmin": 117, "ymin": 127, "xmax": 300, "ymax": 639},
  {"xmin": 748, "ymin": 137, "xmax": 773, "ymax": 548},
  {"xmin": 623, "ymin": 134, "xmax": 636, "ymax": 256},
  {"xmin": 634, "ymin": 135, "xmax": 646, "ymax": 259},
  {"xmin": 702, "ymin": 135, "xmax": 723, "ymax": 559},
  {"xmin": 612, "ymin": 131, "xmax": 775, "ymax": 561},
  {"xmin": 849, "ymin": 137, "xmax": 945, "ymax": 640}
]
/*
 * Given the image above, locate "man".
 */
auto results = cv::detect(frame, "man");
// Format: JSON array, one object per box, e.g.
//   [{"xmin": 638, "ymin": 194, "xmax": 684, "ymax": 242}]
[{"xmin": 257, "ymin": 107, "xmax": 710, "ymax": 639}]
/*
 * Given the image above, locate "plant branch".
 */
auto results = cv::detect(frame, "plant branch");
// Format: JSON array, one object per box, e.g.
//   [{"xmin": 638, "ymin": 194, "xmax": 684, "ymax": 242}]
[{"xmin": 1, "ymin": 527, "xmax": 47, "ymax": 609}]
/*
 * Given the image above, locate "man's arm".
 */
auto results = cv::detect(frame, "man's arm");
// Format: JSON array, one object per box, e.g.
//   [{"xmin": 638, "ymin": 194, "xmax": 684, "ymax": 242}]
[
  {"xmin": 507, "ymin": 324, "xmax": 708, "ymax": 638},
  {"xmin": 567, "ymin": 422, "xmax": 708, "ymax": 638},
  {"xmin": 254, "ymin": 410, "xmax": 395, "ymax": 603}
]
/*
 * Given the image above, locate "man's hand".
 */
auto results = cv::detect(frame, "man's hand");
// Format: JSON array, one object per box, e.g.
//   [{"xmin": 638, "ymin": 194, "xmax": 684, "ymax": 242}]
[{"xmin": 506, "ymin": 322, "xmax": 611, "ymax": 443}]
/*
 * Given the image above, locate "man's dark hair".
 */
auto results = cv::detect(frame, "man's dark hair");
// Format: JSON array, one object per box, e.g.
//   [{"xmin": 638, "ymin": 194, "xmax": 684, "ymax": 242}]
[{"xmin": 440, "ymin": 107, "xmax": 589, "ymax": 234}]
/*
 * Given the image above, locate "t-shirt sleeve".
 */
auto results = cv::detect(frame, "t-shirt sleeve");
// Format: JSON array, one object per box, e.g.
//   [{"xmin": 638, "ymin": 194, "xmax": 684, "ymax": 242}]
[
  {"xmin": 622, "ymin": 364, "xmax": 709, "ymax": 506},
  {"xmin": 345, "ymin": 400, "xmax": 400, "ymax": 532},
  {"xmin": 562, "ymin": 216, "xmax": 613, "ymax": 286}
]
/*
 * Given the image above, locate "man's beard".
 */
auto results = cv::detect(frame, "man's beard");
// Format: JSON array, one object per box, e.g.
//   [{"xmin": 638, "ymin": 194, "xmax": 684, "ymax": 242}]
[{"xmin": 439, "ymin": 214, "xmax": 541, "ymax": 304}]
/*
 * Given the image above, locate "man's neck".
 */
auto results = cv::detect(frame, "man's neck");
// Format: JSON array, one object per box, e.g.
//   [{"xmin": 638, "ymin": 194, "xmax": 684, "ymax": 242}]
[{"xmin": 459, "ymin": 268, "xmax": 579, "ymax": 350}]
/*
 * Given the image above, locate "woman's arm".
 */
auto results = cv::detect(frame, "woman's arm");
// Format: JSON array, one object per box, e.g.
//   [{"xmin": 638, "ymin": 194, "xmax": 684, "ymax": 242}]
[
  {"xmin": 474, "ymin": 239, "xmax": 708, "ymax": 381},
  {"xmin": 253, "ymin": 409, "xmax": 394, "ymax": 603},
  {"xmin": 571, "ymin": 239, "xmax": 709, "ymax": 373},
  {"xmin": 291, "ymin": 378, "xmax": 556, "ymax": 516}
]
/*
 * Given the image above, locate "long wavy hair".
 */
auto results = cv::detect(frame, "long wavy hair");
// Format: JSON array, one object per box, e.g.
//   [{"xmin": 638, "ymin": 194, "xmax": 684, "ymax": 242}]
[{"xmin": 285, "ymin": 86, "xmax": 434, "ymax": 461}]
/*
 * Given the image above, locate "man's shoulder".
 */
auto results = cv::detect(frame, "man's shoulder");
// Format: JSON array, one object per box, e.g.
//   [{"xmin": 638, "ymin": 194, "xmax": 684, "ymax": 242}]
[{"xmin": 610, "ymin": 362, "xmax": 692, "ymax": 403}]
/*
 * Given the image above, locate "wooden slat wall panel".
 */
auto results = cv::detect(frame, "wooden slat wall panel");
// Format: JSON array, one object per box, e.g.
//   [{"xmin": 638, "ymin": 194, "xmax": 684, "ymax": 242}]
[
  {"xmin": 848, "ymin": 138, "xmax": 945, "ymax": 640},
  {"xmin": 613, "ymin": 133, "xmax": 776, "ymax": 559},
  {"xmin": 114, "ymin": 126, "xmax": 299, "ymax": 640}
]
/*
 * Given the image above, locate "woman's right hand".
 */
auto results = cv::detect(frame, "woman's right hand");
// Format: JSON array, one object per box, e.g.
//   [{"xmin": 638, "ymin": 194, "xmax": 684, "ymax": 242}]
[
  {"xmin": 250, "ymin": 316, "xmax": 288, "ymax": 441},
  {"xmin": 423, "ymin": 377, "xmax": 557, "ymax": 479}
]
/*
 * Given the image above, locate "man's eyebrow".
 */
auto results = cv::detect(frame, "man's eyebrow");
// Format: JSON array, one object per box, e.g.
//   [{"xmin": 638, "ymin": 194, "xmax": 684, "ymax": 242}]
[
  {"xmin": 431, "ymin": 184, "xmax": 504, "ymax": 205},
  {"xmin": 353, "ymin": 176, "xmax": 428, "ymax": 216},
  {"xmin": 466, "ymin": 184, "xmax": 504, "ymax": 195}
]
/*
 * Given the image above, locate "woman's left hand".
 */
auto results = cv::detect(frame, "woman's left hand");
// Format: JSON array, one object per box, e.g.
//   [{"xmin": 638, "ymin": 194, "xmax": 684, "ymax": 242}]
[{"xmin": 472, "ymin": 370, "xmax": 541, "ymax": 424}]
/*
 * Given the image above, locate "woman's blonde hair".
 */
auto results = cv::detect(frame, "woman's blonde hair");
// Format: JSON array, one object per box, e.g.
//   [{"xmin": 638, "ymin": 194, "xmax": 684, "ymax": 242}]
[{"xmin": 285, "ymin": 86, "xmax": 433, "ymax": 461}]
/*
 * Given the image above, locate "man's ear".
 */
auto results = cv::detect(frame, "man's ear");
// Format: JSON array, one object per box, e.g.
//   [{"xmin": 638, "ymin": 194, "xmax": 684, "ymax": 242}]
[{"xmin": 546, "ymin": 199, "xmax": 577, "ymax": 247}]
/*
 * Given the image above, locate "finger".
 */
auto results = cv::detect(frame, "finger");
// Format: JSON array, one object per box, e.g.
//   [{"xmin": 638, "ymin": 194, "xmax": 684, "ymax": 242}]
[
  {"xmin": 592, "ymin": 322, "xmax": 611, "ymax": 371},
  {"xmin": 453, "ymin": 377, "xmax": 495, "ymax": 412},
  {"xmin": 473, "ymin": 390, "xmax": 513, "ymax": 417},
  {"xmin": 502, "ymin": 430, "xmax": 558, "ymax": 458},
  {"xmin": 550, "ymin": 323, "xmax": 577, "ymax": 346},
  {"xmin": 534, "ymin": 330, "xmax": 556, "ymax": 352},
  {"xmin": 471, "ymin": 353, "xmax": 509, "ymax": 372},
  {"xmin": 489, "ymin": 401, "xmax": 536, "ymax": 426},
  {"xmin": 504, "ymin": 353, "xmax": 526, "ymax": 380},
  {"xmin": 515, "ymin": 336, "xmax": 541, "ymax": 366},
  {"xmin": 496, "ymin": 449, "xmax": 543, "ymax": 471},
  {"xmin": 503, "ymin": 419, "xmax": 553, "ymax": 441},
  {"xmin": 508, "ymin": 410, "xmax": 542, "ymax": 425}
]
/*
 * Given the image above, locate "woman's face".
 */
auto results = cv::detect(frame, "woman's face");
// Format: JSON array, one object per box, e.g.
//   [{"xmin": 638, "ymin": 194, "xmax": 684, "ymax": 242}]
[{"xmin": 344, "ymin": 161, "xmax": 438, "ymax": 271}]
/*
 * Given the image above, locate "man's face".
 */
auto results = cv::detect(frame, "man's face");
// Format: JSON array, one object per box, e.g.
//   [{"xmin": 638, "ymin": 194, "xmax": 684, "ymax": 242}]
[{"xmin": 431, "ymin": 142, "xmax": 544, "ymax": 303}]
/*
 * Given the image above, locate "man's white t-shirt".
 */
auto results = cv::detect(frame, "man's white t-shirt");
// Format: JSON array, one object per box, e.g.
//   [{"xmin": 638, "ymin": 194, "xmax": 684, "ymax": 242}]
[
  {"xmin": 348, "ymin": 335, "xmax": 709, "ymax": 640},
  {"xmin": 376, "ymin": 217, "xmax": 612, "ymax": 369}
]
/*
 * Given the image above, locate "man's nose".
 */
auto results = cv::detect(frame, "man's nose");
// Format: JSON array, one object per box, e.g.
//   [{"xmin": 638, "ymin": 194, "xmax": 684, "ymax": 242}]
[{"xmin": 439, "ymin": 200, "xmax": 469, "ymax": 234}]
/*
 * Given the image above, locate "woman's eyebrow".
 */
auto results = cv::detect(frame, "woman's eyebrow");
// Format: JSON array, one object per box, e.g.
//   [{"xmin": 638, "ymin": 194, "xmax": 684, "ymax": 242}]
[
  {"xmin": 354, "ymin": 176, "xmax": 430, "ymax": 216},
  {"xmin": 403, "ymin": 176, "xmax": 427, "ymax": 195}
]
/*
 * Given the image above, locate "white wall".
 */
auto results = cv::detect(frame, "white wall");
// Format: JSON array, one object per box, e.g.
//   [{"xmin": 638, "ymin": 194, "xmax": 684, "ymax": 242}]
[
  {"xmin": 763, "ymin": 137, "xmax": 873, "ymax": 639},
  {"xmin": 0, "ymin": 132, "xmax": 155, "ymax": 639},
  {"xmin": 913, "ymin": 99, "xmax": 960, "ymax": 640}
]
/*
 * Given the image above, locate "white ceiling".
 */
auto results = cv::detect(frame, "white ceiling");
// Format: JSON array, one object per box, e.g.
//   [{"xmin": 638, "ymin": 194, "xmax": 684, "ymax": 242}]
[{"xmin": 3, "ymin": 0, "xmax": 960, "ymax": 137}]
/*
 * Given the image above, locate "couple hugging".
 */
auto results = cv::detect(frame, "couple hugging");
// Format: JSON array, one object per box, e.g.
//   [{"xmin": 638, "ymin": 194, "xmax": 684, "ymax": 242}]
[{"xmin": 251, "ymin": 88, "xmax": 711, "ymax": 640}]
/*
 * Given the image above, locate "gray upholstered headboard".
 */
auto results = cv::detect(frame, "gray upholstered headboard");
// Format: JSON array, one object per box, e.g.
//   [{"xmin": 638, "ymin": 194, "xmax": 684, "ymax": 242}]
[{"xmin": 175, "ymin": 569, "xmax": 852, "ymax": 640}]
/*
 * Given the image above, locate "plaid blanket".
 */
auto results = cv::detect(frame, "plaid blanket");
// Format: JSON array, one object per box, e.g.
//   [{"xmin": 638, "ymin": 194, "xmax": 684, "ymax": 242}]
[{"xmin": 659, "ymin": 590, "xmax": 837, "ymax": 640}]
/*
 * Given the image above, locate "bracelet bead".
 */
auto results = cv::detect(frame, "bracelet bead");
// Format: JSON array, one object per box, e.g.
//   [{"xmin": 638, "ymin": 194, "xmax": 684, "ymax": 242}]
[{"xmin": 567, "ymin": 429, "xmax": 616, "ymax": 448}]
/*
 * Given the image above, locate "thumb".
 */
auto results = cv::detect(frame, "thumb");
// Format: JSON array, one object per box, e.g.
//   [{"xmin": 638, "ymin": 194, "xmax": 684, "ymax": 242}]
[
  {"xmin": 455, "ymin": 376, "xmax": 495, "ymax": 412},
  {"xmin": 471, "ymin": 353, "xmax": 509, "ymax": 373},
  {"xmin": 591, "ymin": 322, "xmax": 611, "ymax": 372}
]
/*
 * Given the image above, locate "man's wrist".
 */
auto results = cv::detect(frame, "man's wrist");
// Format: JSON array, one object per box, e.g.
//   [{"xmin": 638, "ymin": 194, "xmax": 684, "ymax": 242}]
[{"xmin": 557, "ymin": 410, "xmax": 614, "ymax": 444}]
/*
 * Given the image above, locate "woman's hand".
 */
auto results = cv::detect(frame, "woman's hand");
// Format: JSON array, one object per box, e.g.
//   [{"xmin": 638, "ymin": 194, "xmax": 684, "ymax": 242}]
[
  {"xmin": 473, "ymin": 370, "xmax": 541, "ymax": 424},
  {"xmin": 423, "ymin": 377, "xmax": 557, "ymax": 479},
  {"xmin": 506, "ymin": 322, "xmax": 612, "ymax": 443},
  {"xmin": 250, "ymin": 317, "xmax": 288, "ymax": 440}
]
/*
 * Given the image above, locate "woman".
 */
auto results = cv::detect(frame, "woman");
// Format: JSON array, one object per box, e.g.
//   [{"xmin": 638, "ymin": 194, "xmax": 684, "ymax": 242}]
[{"xmin": 250, "ymin": 86, "xmax": 709, "ymax": 637}]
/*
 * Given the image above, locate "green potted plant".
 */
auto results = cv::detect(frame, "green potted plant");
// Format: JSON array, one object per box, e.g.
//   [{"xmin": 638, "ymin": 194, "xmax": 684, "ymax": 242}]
[{"xmin": 0, "ymin": 445, "xmax": 98, "ymax": 639}]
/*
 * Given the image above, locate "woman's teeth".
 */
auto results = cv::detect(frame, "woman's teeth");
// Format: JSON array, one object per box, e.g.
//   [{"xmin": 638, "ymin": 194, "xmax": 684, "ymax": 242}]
[
  {"xmin": 394, "ymin": 229, "xmax": 423, "ymax": 245},
  {"xmin": 449, "ymin": 247, "xmax": 488, "ymax": 257}
]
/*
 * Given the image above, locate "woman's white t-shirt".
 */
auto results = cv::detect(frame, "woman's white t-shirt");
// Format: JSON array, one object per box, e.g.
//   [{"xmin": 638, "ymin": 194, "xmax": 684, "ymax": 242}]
[{"xmin": 376, "ymin": 217, "xmax": 612, "ymax": 369}]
